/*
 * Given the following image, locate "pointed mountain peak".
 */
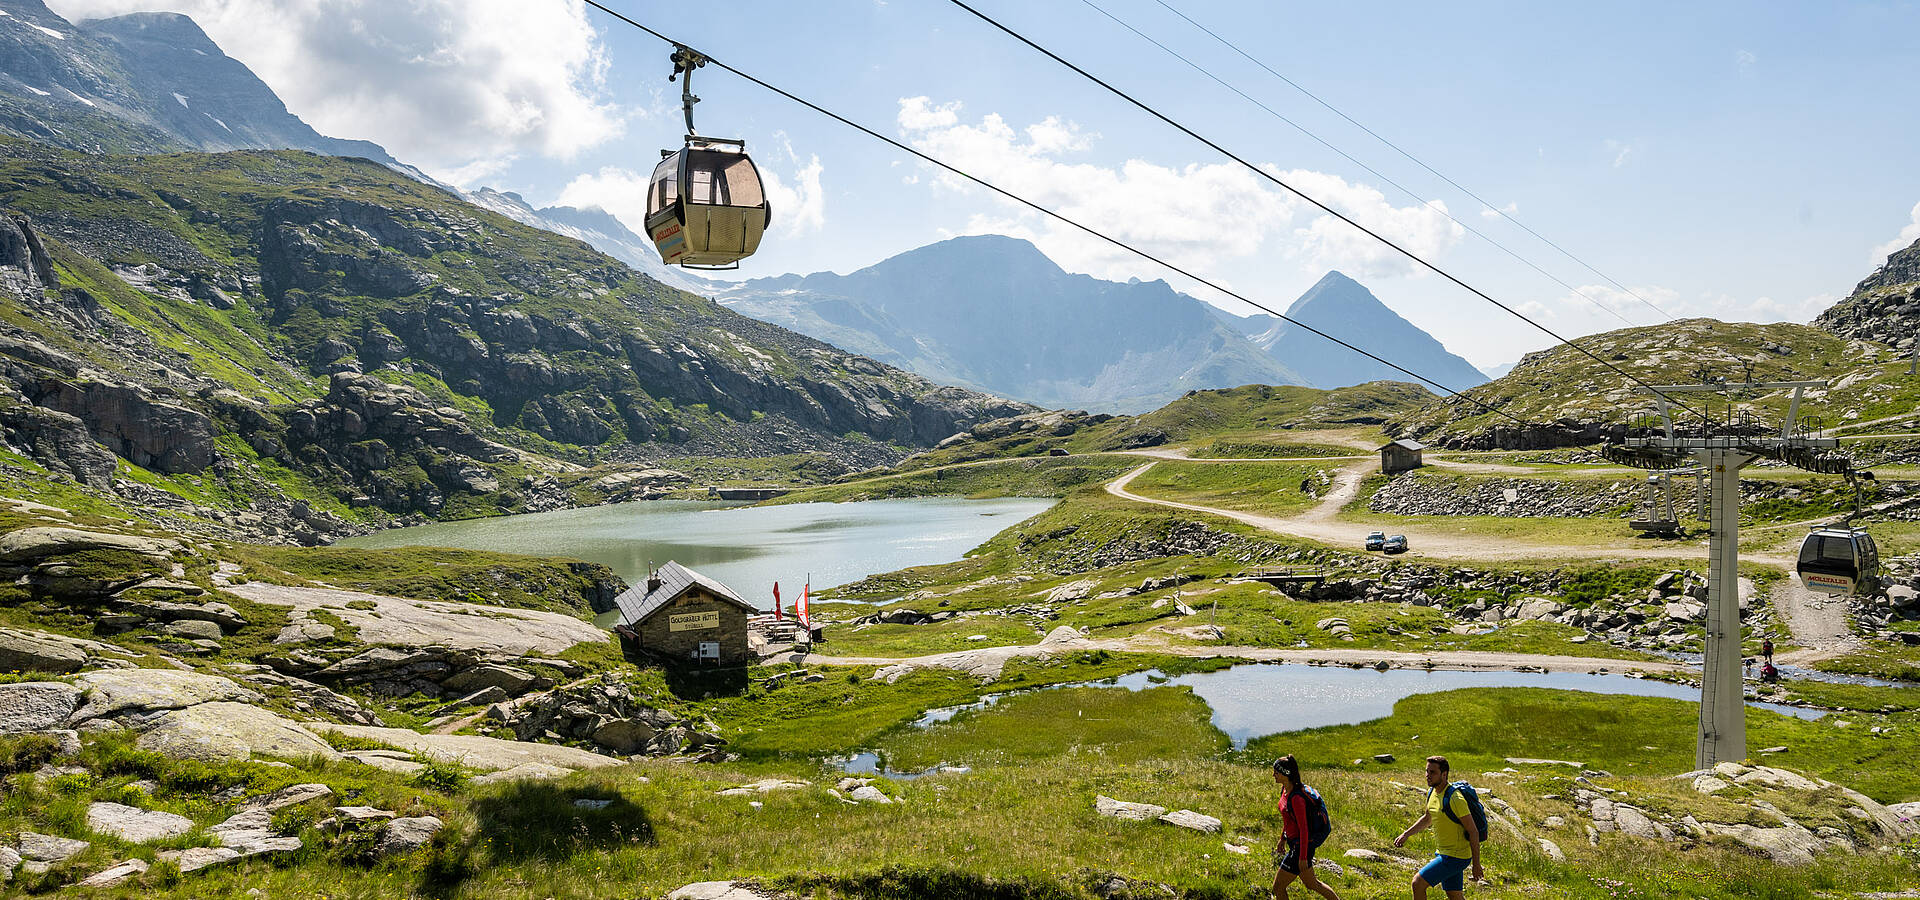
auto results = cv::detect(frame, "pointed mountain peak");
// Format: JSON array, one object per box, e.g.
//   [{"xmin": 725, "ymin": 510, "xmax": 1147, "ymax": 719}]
[{"xmin": 1286, "ymin": 269, "xmax": 1393, "ymax": 319}]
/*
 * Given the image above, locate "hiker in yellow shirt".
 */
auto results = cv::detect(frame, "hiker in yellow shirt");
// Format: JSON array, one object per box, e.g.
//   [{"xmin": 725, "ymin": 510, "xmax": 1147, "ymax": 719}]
[{"xmin": 1392, "ymin": 756, "xmax": 1483, "ymax": 899}]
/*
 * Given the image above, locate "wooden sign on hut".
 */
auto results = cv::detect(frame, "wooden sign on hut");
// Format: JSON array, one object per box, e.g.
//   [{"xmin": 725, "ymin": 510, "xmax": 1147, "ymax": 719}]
[{"xmin": 610, "ymin": 561, "xmax": 756, "ymax": 667}]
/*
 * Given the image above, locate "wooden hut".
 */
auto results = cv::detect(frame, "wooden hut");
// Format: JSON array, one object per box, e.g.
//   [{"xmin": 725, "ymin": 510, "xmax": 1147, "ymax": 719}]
[
  {"xmin": 1379, "ymin": 438, "xmax": 1426, "ymax": 475},
  {"xmin": 610, "ymin": 561, "xmax": 756, "ymax": 667}
]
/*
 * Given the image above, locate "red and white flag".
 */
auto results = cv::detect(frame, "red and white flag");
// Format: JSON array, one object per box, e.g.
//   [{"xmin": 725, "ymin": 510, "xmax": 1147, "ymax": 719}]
[
  {"xmin": 772, "ymin": 582, "xmax": 783, "ymax": 621},
  {"xmin": 798, "ymin": 577, "xmax": 811, "ymax": 629}
]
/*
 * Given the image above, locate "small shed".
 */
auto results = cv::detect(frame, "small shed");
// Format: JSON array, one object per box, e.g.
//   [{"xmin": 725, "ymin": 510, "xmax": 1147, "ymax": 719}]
[
  {"xmin": 610, "ymin": 561, "xmax": 757, "ymax": 667},
  {"xmin": 1379, "ymin": 438, "xmax": 1426, "ymax": 475}
]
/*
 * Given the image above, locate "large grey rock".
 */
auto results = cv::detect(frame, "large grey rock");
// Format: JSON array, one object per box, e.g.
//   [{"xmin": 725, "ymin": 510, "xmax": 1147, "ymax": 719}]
[
  {"xmin": 273, "ymin": 620, "xmax": 337, "ymax": 644},
  {"xmin": 228, "ymin": 582, "xmax": 604, "ymax": 656},
  {"xmin": 0, "ymin": 527, "xmax": 174, "ymax": 564},
  {"xmin": 157, "ymin": 846, "xmax": 241, "ymax": 873},
  {"xmin": 667, "ymin": 883, "xmax": 777, "ymax": 900},
  {"xmin": 440, "ymin": 664, "xmax": 537, "ymax": 696},
  {"xmin": 1158, "ymin": 809, "xmax": 1222, "ymax": 833},
  {"xmin": 0, "ymin": 682, "xmax": 82, "ymax": 732},
  {"xmin": 242, "ymin": 783, "xmax": 335, "ymax": 812},
  {"xmin": 590, "ymin": 718, "xmax": 657, "ymax": 754},
  {"xmin": 1095, "ymin": 795, "xmax": 1167, "ymax": 822},
  {"xmin": 848, "ymin": 785, "xmax": 891, "ymax": 804},
  {"xmin": 86, "ymin": 802, "xmax": 194, "ymax": 843},
  {"xmin": 306, "ymin": 723, "xmax": 617, "ymax": 773},
  {"xmin": 373, "ymin": 816, "xmax": 444, "ymax": 856},
  {"xmin": 135, "ymin": 702, "xmax": 339, "ymax": 762},
  {"xmin": 76, "ymin": 858, "xmax": 147, "ymax": 887},
  {"xmin": 469, "ymin": 762, "xmax": 576, "ymax": 785},
  {"xmin": 72, "ymin": 670, "xmax": 260, "ymax": 723},
  {"xmin": 0, "ymin": 845, "xmax": 19, "ymax": 881},
  {"xmin": 162, "ymin": 619, "xmax": 225, "ymax": 640},
  {"xmin": 1611, "ymin": 806, "xmax": 1664, "ymax": 841},
  {"xmin": 15, "ymin": 831, "xmax": 89, "ymax": 864},
  {"xmin": 0, "ymin": 630, "xmax": 87, "ymax": 673},
  {"xmin": 1703, "ymin": 822, "xmax": 1825, "ymax": 866}
]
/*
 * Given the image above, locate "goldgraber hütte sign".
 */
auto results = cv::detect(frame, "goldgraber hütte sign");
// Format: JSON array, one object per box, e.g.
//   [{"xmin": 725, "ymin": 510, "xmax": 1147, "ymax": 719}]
[{"xmin": 668, "ymin": 610, "xmax": 720, "ymax": 632}]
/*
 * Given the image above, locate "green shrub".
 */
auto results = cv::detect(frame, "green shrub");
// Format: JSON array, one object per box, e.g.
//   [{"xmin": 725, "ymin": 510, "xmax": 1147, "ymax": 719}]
[
  {"xmin": 0, "ymin": 733, "xmax": 61, "ymax": 775},
  {"xmin": 411, "ymin": 762, "xmax": 467, "ymax": 794}
]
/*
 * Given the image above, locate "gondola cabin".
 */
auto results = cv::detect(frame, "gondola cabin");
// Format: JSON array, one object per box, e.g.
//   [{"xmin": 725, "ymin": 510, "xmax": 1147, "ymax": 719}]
[
  {"xmin": 1796, "ymin": 526, "xmax": 1880, "ymax": 596},
  {"xmin": 646, "ymin": 138, "xmax": 769, "ymax": 268}
]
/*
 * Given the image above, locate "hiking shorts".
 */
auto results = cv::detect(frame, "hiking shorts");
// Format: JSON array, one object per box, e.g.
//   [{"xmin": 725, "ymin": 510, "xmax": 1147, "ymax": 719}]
[
  {"xmin": 1278, "ymin": 842, "xmax": 1307, "ymax": 875},
  {"xmin": 1417, "ymin": 853, "xmax": 1471, "ymax": 891}
]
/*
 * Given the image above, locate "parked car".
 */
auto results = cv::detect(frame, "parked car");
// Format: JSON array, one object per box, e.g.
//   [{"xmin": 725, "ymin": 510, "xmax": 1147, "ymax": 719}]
[
  {"xmin": 1382, "ymin": 534, "xmax": 1409, "ymax": 554},
  {"xmin": 1364, "ymin": 531, "xmax": 1386, "ymax": 551}
]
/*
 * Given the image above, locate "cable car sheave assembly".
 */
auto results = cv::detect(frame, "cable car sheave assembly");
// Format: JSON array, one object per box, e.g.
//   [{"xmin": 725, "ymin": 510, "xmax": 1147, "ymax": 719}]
[
  {"xmin": 1603, "ymin": 379, "xmax": 1882, "ymax": 769},
  {"xmin": 646, "ymin": 46, "xmax": 770, "ymax": 269}
]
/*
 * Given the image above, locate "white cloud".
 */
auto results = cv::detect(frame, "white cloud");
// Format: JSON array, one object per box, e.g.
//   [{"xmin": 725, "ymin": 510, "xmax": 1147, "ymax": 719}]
[
  {"xmin": 1605, "ymin": 139, "xmax": 1633, "ymax": 168},
  {"xmin": 1736, "ymin": 49, "xmax": 1757, "ymax": 70},
  {"xmin": 1556, "ymin": 283, "xmax": 1681, "ymax": 320},
  {"xmin": 1557, "ymin": 282, "xmax": 1831, "ymax": 326},
  {"xmin": 894, "ymin": 97, "xmax": 1461, "ymax": 282},
  {"xmin": 47, "ymin": 0, "xmax": 624, "ymax": 184},
  {"xmin": 1871, "ymin": 201, "xmax": 1920, "ymax": 268},
  {"xmin": 1480, "ymin": 202, "xmax": 1518, "ymax": 220}
]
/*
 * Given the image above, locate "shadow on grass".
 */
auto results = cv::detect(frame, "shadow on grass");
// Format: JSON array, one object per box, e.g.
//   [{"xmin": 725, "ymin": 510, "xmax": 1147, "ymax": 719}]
[
  {"xmin": 468, "ymin": 780, "xmax": 655, "ymax": 861},
  {"xmin": 663, "ymin": 665, "xmax": 750, "ymax": 698}
]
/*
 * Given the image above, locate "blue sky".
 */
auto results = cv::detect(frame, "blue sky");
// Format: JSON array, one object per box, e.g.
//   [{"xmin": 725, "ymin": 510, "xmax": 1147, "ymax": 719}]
[{"xmin": 49, "ymin": 0, "xmax": 1920, "ymax": 370}]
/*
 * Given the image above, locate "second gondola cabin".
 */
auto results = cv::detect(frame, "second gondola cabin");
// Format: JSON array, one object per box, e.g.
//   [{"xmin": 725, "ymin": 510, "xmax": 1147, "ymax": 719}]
[
  {"xmin": 1797, "ymin": 525, "xmax": 1880, "ymax": 596},
  {"xmin": 646, "ymin": 138, "xmax": 769, "ymax": 268}
]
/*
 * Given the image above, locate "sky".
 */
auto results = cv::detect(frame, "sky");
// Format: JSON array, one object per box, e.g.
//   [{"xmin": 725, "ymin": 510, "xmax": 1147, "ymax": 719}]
[{"xmin": 43, "ymin": 0, "xmax": 1920, "ymax": 371}]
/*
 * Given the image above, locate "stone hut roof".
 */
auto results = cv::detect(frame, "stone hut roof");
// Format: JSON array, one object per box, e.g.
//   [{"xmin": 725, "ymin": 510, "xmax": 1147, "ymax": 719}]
[
  {"xmin": 612, "ymin": 561, "xmax": 757, "ymax": 627},
  {"xmin": 1379, "ymin": 438, "xmax": 1426, "ymax": 452}
]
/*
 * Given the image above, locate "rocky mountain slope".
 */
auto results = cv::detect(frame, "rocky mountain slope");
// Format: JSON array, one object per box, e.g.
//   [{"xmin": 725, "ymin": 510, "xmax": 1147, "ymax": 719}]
[
  {"xmin": 714, "ymin": 234, "xmax": 1307, "ymax": 413},
  {"xmin": 1219, "ymin": 270, "xmax": 1490, "ymax": 393},
  {"xmin": 0, "ymin": 141, "xmax": 1025, "ymax": 540},
  {"xmin": 1816, "ymin": 235, "xmax": 1920, "ymax": 349},
  {"xmin": 1387, "ymin": 319, "xmax": 1917, "ymax": 449},
  {"xmin": 0, "ymin": 0, "xmax": 411, "ymax": 173},
  {"xmin": 462, "ymin": 187, "xmax": 707, "ymax": 296}
]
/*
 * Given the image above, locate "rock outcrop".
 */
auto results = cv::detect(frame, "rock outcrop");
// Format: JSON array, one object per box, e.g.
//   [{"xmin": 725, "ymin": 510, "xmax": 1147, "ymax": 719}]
[{"xmin": 1816, "ymin": 236, "xmax": 1920, "ymax": 347}]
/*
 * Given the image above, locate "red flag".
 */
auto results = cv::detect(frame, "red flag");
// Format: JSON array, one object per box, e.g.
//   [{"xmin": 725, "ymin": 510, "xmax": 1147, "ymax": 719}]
[
  {"xmin": 772, "ymin": 582, "xmax": 783, "ymax": 621},
  {"xmin": 798, "ymin": 578, "xmax": 811, "ymax": 629}
]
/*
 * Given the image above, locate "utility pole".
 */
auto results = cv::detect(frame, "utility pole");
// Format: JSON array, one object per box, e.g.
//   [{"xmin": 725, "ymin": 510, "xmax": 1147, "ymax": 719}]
[{"xmin": 1606, "ymin": 380, "xmax": 1850, "ymax": 767}]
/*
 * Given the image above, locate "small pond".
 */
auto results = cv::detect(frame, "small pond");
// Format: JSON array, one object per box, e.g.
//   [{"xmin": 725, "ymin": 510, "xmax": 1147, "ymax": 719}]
[{"xmin": 842, "ymin": 662, "xmax": 1826, "ymax": 776}]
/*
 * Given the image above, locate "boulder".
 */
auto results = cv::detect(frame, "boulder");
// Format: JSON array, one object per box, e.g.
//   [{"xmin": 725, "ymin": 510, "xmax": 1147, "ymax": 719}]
[
  {"xmin": 163, "ymin": 619, "xmax": 225, "ymax": 640},
  {"xmin": 0, "ymin": 682, "xmax": 82, "ymax": 732},
  {"xmin": 135, "ymin": 703, "xmax": 339, "ymax": 762},
  {"xmin": 307, "ymin": 723, "xmax": 618, "ymax": 773},
  {"xmin": 1158, "ymin": 809, "xmax": 1221, "ymax": 833},
  {"xmin": 1702, "ymin": 822, "xmax": 1825, "ymax": 866},
  {"xmin": 373, "ymin": 816, "xmax": 444, "ymax": 856},
  {"xmin": 242, "ymin": 783, "xmax": 336, "ymax": 812},
  {"xmin": 0, "ymin": 629, "xmax": 87, "ymax": 673},
  {"xmin": 72, "ymin": 670, "xmax": 260, "ymax": 724},
  {"xmin": 273, "ymin": 620, "xmax": 337, "ymax": 644},
  {"xmin": 85, "ymin": 802, "xmax": 194, "ymax": 843},
  {"xmin": 667, "ymin": 883, "xmax": 775, "ymax": 900},
  {"xmin": 470, "ymin": 762, "xmax": 576, "ymax": 785},
  {"xmin": 1095, "ymin": 795, "xmax": 1167, "ymax": 822},
  {"xmin": 1, "ymin": 845, "xmax": 20, "ymax": 881},
  {"xmin": 75, "ymin": 858, "xmax": 147, "ymax": 887},
  {"xmin": 0, "ymin": 527, "xmax": 174, "ymax": 564},
  {"xmin": 157, "ymin": 846, "xmax": 241, "ymax": 873},
  {"xmin": 848, "ymin": 785, "xmax": 892, "ymax": 804},
  {"xmin": 14, "ymin": 831, "xmax": 89, "ymax": 866},
  {"xmin": 439, "ymin": 663, "xmax": 538, "ymax": 696},
  {"xmin": 591, "ymin": 718, "xmax": 657, "ymax": 755},
  {"xmin": 1537, "ymin": 838, "xmax": 1565, "ymax": 861}
]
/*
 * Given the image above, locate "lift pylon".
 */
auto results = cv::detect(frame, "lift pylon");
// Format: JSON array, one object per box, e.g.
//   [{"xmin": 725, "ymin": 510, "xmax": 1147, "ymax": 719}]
[{"xmin": 1603, "ymin": 380, "xmax": 1857, "ymax": 767}]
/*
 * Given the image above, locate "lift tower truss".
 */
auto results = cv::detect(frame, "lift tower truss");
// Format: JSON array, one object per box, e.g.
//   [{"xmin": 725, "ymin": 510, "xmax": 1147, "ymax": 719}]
[{"xmin": 1599, "ymin": 381, "xmax": 1856, "ymax": 768}]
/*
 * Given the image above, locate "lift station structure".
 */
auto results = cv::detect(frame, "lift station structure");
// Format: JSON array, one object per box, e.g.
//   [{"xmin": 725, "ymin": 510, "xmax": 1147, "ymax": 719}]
[{"xmin": 1602, "ymin": 380, "xmax": 1864, "ymax": 768}]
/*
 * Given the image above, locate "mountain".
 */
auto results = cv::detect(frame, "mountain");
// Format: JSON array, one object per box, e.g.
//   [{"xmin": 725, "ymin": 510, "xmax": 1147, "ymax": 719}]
[
  {"xmin": 1480, "ymin": 360, "xmax": 1517, "ymax": 380},
  {"xmin": 0, "ymin": 0, "xmax": 423, "ymax": 179},
  {"xmin": 0, "ymin": 141, "xmax": 1027, "ymax": 540},
  {"xmin": 1815, "ymin": 235, "xmax": 1920, "ymax": 348},
  {"xmin": 1237, "ymin": 271, "xmax": 1490, "ymax": 394},
  {"xmin": 714, "ymin": 235, "xmax": 1305, "ymax": 413}
]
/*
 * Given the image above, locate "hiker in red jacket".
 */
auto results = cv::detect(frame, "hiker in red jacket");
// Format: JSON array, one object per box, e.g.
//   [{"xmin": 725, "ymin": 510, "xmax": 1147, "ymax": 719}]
[{"xmin": 1272, "ymin": 755, "xmax": 1343, "ymax": 900}]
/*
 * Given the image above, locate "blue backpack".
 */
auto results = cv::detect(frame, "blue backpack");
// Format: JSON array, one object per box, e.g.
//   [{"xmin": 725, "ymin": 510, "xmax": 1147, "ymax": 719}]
[
  {"xmin": 1440, "ymin": 781, "xmax": 1491, "ymax": 843},
  {"xmin": 1298, "ymin": 787, "xmax": 1332, "ymax": 848}
]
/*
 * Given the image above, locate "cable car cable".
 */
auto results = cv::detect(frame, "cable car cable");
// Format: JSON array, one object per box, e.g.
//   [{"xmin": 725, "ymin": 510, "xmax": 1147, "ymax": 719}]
[
  {"xmin": 941, "ymin": 0, "xmax": 1721, "ymax": 429},
  {"xmin": 577, "ymin": 0, "xmax": 1533, "ymax": 426},
  {"xmin": 1075, "ymin": 0, "xmax": 1641, "ymax": 330},
  {"xmin": 1148, "ymin": 0, "xmax": 1681, "ymax": 324}
]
